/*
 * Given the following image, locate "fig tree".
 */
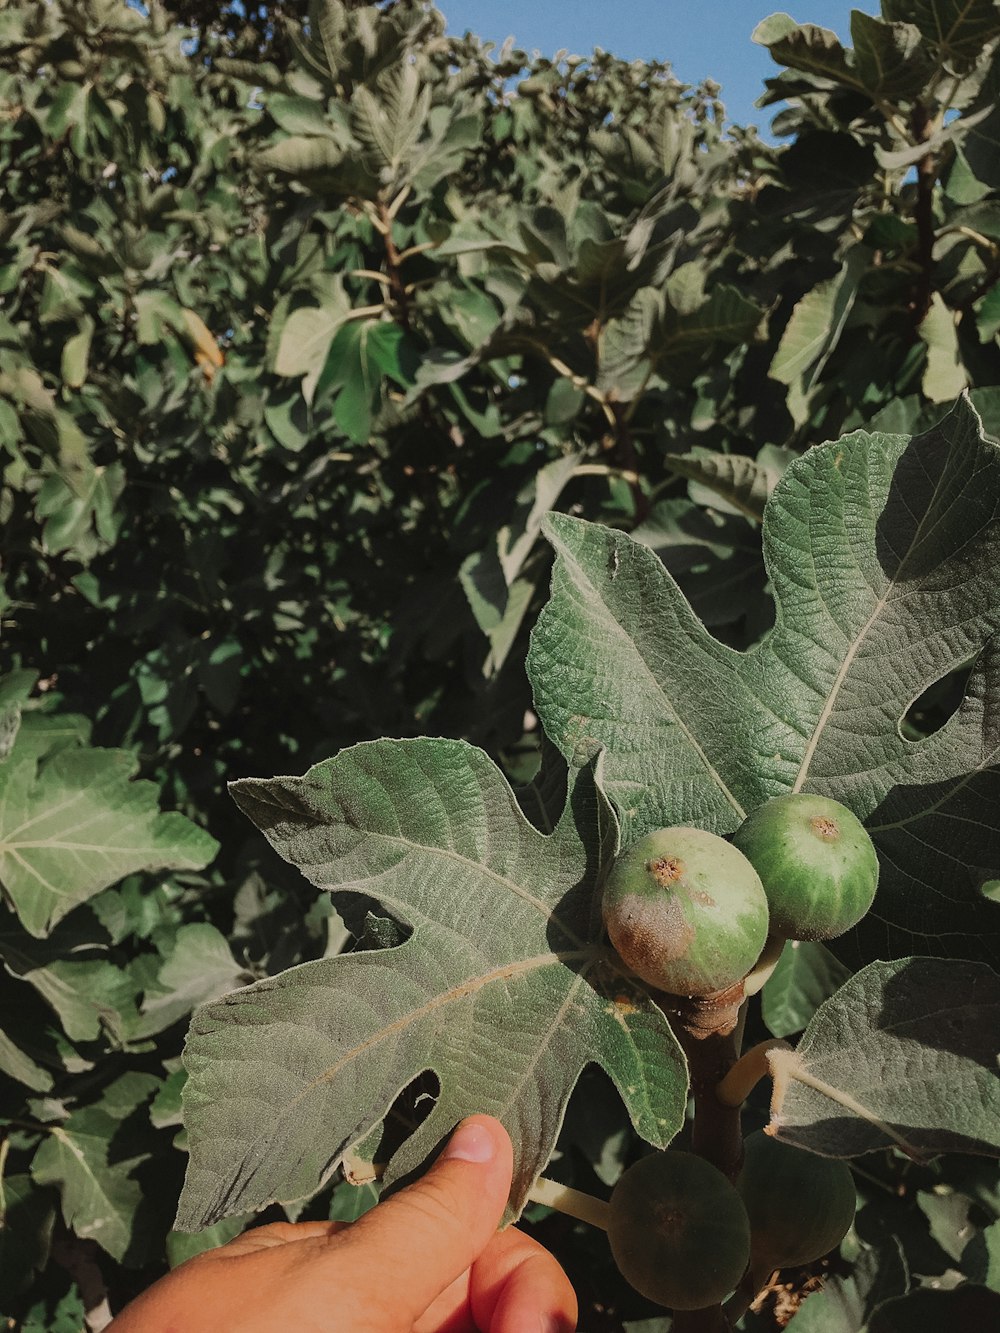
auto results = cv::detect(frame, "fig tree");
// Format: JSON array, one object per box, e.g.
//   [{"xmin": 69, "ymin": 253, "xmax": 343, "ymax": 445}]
[
  {"xmin": 737, "ymin": 1130, "xmax": 856, "ymax": 1271},
  {"xmin": 602, "ymin": 826, "xmax": 769, "ymax": 996},
  {"xmin": 730, "ymin": 793, "xmax": 878, "ymax": 941},
  {"xmin": 608, "ymin": 1150, "xmax": 751, "ymax": 1310}
]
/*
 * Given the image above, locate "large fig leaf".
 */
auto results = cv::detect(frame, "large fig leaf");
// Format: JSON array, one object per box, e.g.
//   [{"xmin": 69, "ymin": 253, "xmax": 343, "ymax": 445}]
[
  {"xmin": 765, "ymin": 958, "xmax": 1000, "ymax": 1159},
  {"xmin": 882, "ymin": 0, "xmax": 1000, "ymax": 68},
  {"xmin": 528, "ymin": 397, "xmax": 1000, "ymax": 969},
  {"xmin": 176, "ymin": 740, "xmax": 687, "ymax": 1230}
]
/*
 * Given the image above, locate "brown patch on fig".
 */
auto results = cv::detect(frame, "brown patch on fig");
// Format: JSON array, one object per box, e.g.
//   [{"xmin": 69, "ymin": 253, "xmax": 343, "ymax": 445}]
[
  {"xmin": 605, "ymin": 892, "xmax": 695, "ymax": 973},
  {"xmin": 809, "ymin": 815, "xmax": 839, "ymax": 841},
  {"xmin": 649, "ymin": 855, "xmax": 684, "ymax": 886},
  {"xmin": 691, "ymin": 888, "xmax": 716, "ymax": 907}
]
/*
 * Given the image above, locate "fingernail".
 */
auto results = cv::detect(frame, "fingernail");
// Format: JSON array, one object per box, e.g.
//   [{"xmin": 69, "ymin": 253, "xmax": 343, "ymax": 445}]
[{"xmin": 442, "ymin": 1118, "xmax": 496, "ymax": 1163}]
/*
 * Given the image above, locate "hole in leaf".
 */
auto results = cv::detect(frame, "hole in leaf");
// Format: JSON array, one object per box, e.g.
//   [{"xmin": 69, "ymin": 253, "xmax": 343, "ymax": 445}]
[{"xmin": 900, "ymin": 661, "xmax": 974, "ymax": 740}]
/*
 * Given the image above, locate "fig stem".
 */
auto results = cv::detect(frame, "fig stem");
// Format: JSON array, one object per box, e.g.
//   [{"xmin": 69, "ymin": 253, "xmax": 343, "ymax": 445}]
[
  {"xmin": 526, "ymin": 1175, "xmax": 611, "ymax": 1231},
  {"xmin": 741, "ymin": 933, "xmax": 787, "ymax": 998},
  {"xmin": 733, "ymin": 999, "xmax": 748, "ymax": 1056},
  {"xmin": 722, "ymin": 1262, "xmax": 776, "ymax": 1323},
  {"xmin": 715, "ymin": 1039, "xmax": 794, "ymax": 1108}
]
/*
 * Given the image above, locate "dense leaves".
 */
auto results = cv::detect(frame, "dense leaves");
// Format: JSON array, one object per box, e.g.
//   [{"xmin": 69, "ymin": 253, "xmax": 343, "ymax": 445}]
[{"xmin": 3, "ymin": 0, "xmax": 1000, "ymax": 1326}]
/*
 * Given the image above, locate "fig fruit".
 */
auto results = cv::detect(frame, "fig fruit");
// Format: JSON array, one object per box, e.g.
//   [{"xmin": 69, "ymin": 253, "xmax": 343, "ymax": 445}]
[
  {"xmin": 737, "ymin": 1130, "xmax": 856, "ymax": 1270},
  {"xmin": 602, "ymin": 827, "xmax": 769, "ymax": 996},
  {"xmin": 608, "ymin": 1150, "xmax": 751, "ymax": 1310},
  {"xmin": 730, "ymin": 794, "xmax": 878, "ymax": 941}
]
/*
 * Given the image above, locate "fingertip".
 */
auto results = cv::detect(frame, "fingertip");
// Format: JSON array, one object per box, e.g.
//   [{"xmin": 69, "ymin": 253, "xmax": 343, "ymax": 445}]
[{"xmin": 442, "ymin": 1114, "xmax": 512, "ymax": 1167}]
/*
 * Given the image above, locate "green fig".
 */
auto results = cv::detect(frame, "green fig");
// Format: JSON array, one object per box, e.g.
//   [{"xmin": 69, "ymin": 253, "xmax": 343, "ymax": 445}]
[
  {"xmin": 737, "ymin": 1130, "xmax": 856, "ymax": 1271},
  {"xmin": 608, "ymin": 1150, "xmax": 751, "ymax": 1310},
  {"xmin": 731, "ymin": 794, "xmax": 878, "ymax": 941},
  {"xmin": 602, "ymin": 826, "xmax": 769, "ymax": 996}
]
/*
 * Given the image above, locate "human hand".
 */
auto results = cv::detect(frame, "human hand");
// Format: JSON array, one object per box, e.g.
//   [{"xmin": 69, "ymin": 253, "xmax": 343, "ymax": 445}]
[{"xmin": 107, "ymin": 1115, "xmax": 577, "ymax": 1332}]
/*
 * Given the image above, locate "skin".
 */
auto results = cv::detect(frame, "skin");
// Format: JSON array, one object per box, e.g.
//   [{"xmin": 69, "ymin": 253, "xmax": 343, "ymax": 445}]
[{"xmin": 107, "ymin": 1116, "xmax": 577, "ymax": 1333}]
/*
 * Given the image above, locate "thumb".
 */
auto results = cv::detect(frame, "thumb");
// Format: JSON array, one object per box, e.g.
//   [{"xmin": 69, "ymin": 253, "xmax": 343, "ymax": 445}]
[{"xmin": 342, "ymin": 1115, "xmax": 514, "ymax": 1327}]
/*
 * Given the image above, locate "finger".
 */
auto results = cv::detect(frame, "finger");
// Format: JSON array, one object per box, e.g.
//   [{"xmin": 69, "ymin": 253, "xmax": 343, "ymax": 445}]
[
  {"xmin": 468, "ymin": 1227, "xmax": 577, "ymax": 1333},
  {"xmin": 334, "ymin": 1114, "xmax": 514, "ymax": 1329},
  {"xmin": 207, "ymin": 1220, "xmax": 349, "ymax": 1259}
]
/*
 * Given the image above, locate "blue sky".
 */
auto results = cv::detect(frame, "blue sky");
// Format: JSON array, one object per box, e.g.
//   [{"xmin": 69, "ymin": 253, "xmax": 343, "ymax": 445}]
[{"xmin": 435, "ymin": 2, "xmax": 879, "ymax": 131}]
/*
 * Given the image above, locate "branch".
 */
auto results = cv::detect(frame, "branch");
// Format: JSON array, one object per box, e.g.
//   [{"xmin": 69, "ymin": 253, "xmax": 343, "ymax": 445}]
[{"xmin": 908, "ymin": 100, "xmax": 937, "ymax": 332}]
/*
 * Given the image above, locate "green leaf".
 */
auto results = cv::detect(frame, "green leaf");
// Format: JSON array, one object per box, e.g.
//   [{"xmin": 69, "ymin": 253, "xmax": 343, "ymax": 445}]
[
  {"xmin": 920, "ymin": 292, "xmax": 968, "ymax": 402},
  {"xmin": 313, "ymin": 319, "xmax": 391, "ymax": 442},
  {"xmin": 255, "ymin": 134, "xmax": 346, "ymax": 177},
  {"xmin": 34, "ymin": 462, "xmax": 125, "ymax": 559},
  {"xmin": 0, "ymin": 1028, "xmax": 54, "ymax": 1092},
  {"xmin": 176, "ymin": 743, "xmax": 688, "ymax": 1230},
  {"xmin": 761, "ymin": 940, "xmax": 852, "ymax": 1039},
  {"xmin": 461, "ymin": 453, "xmax": 581, "ymax": 674},
  {"xmin": 31, "ymin": 1073, "xmax": 160, "ymax": 1263},
  {"xmin": 851, "ymin": 13, "xmax": 936, "ymax": 100},
  {"xmin": 265, "ymin": 93, "xmax": 331, "ymax": 137},
  {"xmin": 528, "ymin": 400, "xmax": 1000, "ymax": 968},
  {"xmin": 766, "ymin": 958, "xmax": 1000, "ymax": 1158},
  {"xmin": 882, "ymin": 0, "xmax": 1000, "ymax": 68},
  {"xmin": 273, "ymin": 289, "xmax": 352, "ymax": 404},
  {"xmin": 352, "ymin": 63, "xmax": 432, "ymax": 180},
  {"xmin": 630, "ymin": 500, "xmax": 770, "ymax": 633},
  {"xmin": 598, "ymin": 286, "xmax": 763, "ymax": 398},
  {"xmin": 917, "ymin": 1188, "xmax": 978, "ymax": 1261},
  {"xmin": 59, "ymin": 317, "xmax": 94, "ymax": 390},
  {"xmin": 753, "ymin": 13, "xmax": 861, "ymax": 89},
  {"xmin": 780, "ymin": 1240, "xmax": 908, "ymax": 1332},
  {"xmin": 661, "ymin": 448, "xmax": 786, "ymax": 523},
  {"xmin": 770, "ymin": 249, "xmax": 866, "ymax": 404},
  {"xmin": 0, "ymin": 942, "xmax": 139, "ymax": 1044},
  {"xmin": 132, "ymin": 924, "xmax": 248, "ymax": 1039},
  {"xmin": 0, "ymin": 740, "xmax": 218, "ymax": 938}
]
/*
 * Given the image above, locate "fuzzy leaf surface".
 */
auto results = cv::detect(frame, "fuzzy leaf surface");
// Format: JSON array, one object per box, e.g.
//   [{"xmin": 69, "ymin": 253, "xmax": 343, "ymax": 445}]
[
  {"xmin": 766, "ymin": 958, "xmax": 1000, "ymax": 1158},
  {"xmin": 528, "ymin": 399, "xmax": 1000, "ymax": 968},
  {"xmin": 176, "ymin": 740, "xmax": 687, "ymax": 1230}
]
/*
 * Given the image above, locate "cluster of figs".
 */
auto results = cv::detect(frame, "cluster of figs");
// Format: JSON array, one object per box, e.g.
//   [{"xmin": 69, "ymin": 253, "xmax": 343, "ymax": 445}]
[{"xmin": 601, "ymin": 793, "xmax": 878, "ymax": 1310}]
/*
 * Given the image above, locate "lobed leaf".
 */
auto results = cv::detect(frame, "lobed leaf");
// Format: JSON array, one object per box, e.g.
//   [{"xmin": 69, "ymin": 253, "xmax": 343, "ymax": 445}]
[
  {"xmin": 528, "ymin": 398, "xmax": 1000, "ymax": 969},
  {"xmin": 882, "ymin": 0, "xmax": 1000, "ymax": 68},
  {"xmin": 766, "ymin": 957, "xmax": 1000, "ymax": 1159},
  {"xmin": 176, "ymin": 741, "xmax": 687, "ymax": 1230}
]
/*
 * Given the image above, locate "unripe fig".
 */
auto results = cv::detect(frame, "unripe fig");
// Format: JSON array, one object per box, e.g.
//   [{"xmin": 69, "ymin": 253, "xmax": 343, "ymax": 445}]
[
  {"xmin": 608, "ymin": 1150, "xmax": 751, "ymax": 1310},
  {"xmin": 602, "ymin": 827, "xmax": 769, "ymax": 996},
  {"xmin": 730, "ymin": 794, "xmax": 878, "ymax": 941},
  {"xmin": 737, "ymin": 1131, "xmax": 856, "ymax": 1270}
]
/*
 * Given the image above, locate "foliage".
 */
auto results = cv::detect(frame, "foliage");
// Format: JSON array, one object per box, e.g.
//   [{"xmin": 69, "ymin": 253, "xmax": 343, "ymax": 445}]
[{"xmin": 1, "ymin": 0, "xmax": 999, "ymax": 1327}]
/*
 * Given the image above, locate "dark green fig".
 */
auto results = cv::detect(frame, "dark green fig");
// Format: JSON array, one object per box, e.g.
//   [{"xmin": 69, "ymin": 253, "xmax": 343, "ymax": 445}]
[
  {"xmin": 730, "ymin": 793, "xmax": 878, "ymax": 941},
  {"xmin": 602, "ymin": 827, "xmax": 769, "ymax": 996},
  {"xmin": 737, "ymin": 1130, "xmax": 856, "ymax": 1270},
  {"xmin": 608, "ymin": 1150, "xmax": 751, "ymax": 1310}
]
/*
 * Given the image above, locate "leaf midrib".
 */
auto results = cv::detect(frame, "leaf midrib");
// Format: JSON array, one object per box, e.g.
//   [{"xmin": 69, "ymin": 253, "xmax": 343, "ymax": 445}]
[
  {"xmin": 556, "ymin": 532, "xmax": 746, "ymax": 819},
  {"xmin": 792, "ymin": 435, "xmax": 959, "ymax": 792}
]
